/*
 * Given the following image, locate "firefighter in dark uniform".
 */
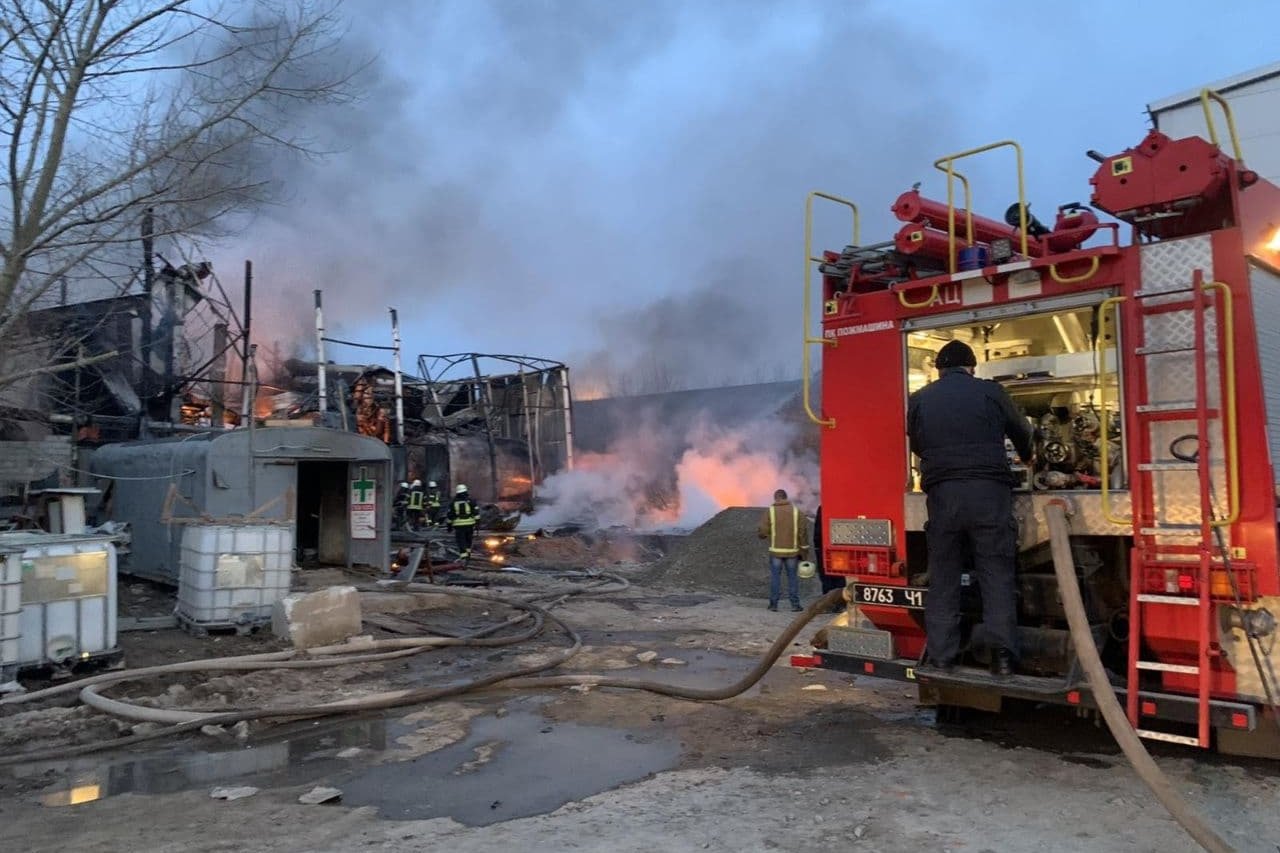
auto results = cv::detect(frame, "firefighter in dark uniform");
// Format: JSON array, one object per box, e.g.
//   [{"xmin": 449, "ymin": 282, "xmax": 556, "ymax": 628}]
[
  {"xmin": 907, "ymin": 340, "xmax": 1034, "ymax": 677},
  {"xmin": 448, "ymin": 484, "xmax": 478, "ymax": 558},
  {"xmin": 425, "ymin": 481, "xmax": 443, "ymax": 526},
  {"xmin": 407, "ymin": 479, "xmax": 425, "ymax": 530}
]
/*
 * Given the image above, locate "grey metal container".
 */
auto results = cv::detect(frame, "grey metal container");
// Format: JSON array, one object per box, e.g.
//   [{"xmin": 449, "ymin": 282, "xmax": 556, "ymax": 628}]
[{"xmin": 90, "ymin": 427, "xmax": 392, "ymax": 584}]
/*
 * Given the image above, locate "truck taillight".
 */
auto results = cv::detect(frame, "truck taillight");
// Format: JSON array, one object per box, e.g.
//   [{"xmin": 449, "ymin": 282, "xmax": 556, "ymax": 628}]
[{"xmin": 827, "ymin": 547, "xmax": 893, "ymax": 576}]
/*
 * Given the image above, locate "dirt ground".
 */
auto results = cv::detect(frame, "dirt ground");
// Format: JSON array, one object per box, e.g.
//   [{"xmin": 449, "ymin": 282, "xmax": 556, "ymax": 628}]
[{"xmin": 2, "ymin": 556, "xmax": 1280, "ymax": 852}]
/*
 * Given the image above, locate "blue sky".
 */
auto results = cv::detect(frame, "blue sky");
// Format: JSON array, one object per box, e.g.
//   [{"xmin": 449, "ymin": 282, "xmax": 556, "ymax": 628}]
[{"xmin": 213, "ymin": 0, "xmax": 1280, "ymax": 393}]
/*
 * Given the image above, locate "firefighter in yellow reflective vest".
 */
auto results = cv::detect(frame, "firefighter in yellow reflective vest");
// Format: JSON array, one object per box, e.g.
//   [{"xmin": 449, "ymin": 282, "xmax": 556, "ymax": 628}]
[
  {"xmin": 448, "ymin": 484, "xmax": 478, "ymax": 558},
  {"xmin": 407, "ymin": 479, "xmax": 425, "ymax": 529},
  {"xmin": 757, "ymin": 488, "xmax": 810, "ymax": 612},
  {"xmin": 425, "ymin": 480, "xmax": 443, "ymax": 526}
]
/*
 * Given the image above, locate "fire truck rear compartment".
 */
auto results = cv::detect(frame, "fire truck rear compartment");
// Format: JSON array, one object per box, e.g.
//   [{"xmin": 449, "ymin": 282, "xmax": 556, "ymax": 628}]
[
  {"xmin": 896, "ymin": 301, "xmax": 1132, "ymax": 676},
  {"xmin": 905, "ymin": 301, "xmax": 1124, "ymax": 495}
]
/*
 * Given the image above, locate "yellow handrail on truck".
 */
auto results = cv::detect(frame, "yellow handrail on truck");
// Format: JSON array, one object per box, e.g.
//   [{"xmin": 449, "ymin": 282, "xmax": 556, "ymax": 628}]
[{"xmin": 802, "ymin": 191, "xmax": 858, "ymax": 428}]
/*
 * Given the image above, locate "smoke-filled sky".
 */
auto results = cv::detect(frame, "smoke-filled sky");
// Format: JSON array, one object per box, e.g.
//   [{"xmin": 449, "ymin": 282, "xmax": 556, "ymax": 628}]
[{"xmin": 213, "ymin": 0, "xmax": 1280, "ymax": 393}]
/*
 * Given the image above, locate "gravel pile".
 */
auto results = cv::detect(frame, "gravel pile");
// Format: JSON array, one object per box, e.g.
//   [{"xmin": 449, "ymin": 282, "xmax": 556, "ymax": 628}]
[{"xmin": 648, "ymin": 507, "xmax": 819, "ymax": 600}]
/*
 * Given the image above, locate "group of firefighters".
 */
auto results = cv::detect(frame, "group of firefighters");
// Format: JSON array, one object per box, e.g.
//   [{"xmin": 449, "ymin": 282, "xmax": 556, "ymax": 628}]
[{"xmin": 394, "ymin": 479, "xmax": 479, "ymax": 557}]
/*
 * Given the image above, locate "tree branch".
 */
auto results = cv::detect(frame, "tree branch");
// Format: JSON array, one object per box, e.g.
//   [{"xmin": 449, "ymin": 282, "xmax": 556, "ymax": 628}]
[{"xmin": 0, "ymin": 348, "xmax": 119, "ymax": 389}]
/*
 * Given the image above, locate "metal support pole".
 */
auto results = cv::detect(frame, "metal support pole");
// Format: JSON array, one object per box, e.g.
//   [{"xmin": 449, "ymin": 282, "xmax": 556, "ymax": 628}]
[
  {"xmin": 559, "ymin": 367, "xmax": 575, "ymax": 471},
  {"xmin": 242, "ymin": 260, "xmax": 253, "ymax": 408},
  {"xmin": 246, "ymin": 343, "xmax": 258, "ymax": 508},
  {"xmin": 211, "ymin": 323, "xmax": 228, "ymax": 428},
  {"xmin": 140, "ymin": 209, "xmax": 154, "ymax": 403},
  {"xmin": 164, "ymin": 270, "xmax": 181, "ymax": 409},
  {"xmin": 390, "ymin": 307, "xmax": 405, "ymax": 445},
  {"xmin": 531, "ymin": 378, "xmax": 544, "ymax": 475},
  {"xmin": 315, "ymin": 290, "xmax": 328, "ymax": 415},
  {"xmin": 471, "ymin": 354, "xmax": 500, "ymax": 502},
  {"xmin": 519, "ymin": 368, "xmax": 536, "ymax": 503}
]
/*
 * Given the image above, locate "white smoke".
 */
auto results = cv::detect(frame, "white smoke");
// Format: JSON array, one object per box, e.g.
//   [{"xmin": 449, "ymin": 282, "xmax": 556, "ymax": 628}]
[{"xmin": 524, "ymin": 412, "xmax": 819, "ymax": 531}]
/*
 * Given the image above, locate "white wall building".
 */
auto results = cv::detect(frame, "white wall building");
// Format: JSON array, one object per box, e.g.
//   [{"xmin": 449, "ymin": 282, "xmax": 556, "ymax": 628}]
[{"xmin": 1148, "ymin": 60, "xmax": 1280, "ymax": 184}]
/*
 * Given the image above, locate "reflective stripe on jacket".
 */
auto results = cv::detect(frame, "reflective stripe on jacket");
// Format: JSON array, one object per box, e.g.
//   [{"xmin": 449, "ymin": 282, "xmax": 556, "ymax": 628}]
[
  {"xmin": 426, "ymin": 490, "xmax": 442, "ymax": 508},
  {"xmin": 758, "ymin": 501, "xmax": 807, "ymax": 556},
  {"xmin": 449, "ymin": 498, "xmax": 477, "ymax": 526},
  {"xmin": 407, "ymin": 490, "xmax": 424, "ymax": 510}
]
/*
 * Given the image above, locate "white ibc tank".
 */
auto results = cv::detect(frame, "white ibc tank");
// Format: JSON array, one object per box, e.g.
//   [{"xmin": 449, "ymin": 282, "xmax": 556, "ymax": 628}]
[
  {"xmin": 0, "ymin": 532, "xmax": 119, "ymax": 668},
  {"xmin": 0, "ymin": 547, "xmax": 20, "ymax": 681},
  {"xmin": 178, "ymin": 525, "xmax": 294, "ymax": 627}
]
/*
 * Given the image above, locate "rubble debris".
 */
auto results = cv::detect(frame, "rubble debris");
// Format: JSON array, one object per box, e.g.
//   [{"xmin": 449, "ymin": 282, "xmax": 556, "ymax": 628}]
[
  {"xmin": 659, "ymin": 658, "xmax": 687, "ymax": 666},
  {"xmin": 272, "ymin": 586, "xmax": 362, "ymax": 649},
  {"xmin": 336, "ymin": 747, "xmax": 364, "ymax": 759},
  {"xmin": 648, "ymin": 507, "xmax": 818, "ymax": 599},
  {"xmin": 298, "ymin": 786, "xmax": 343, "ymax": 805},
  {"xmin": 200, "ymin": 724, "xmax": 227, "ymax": 737},
  {"xmin": 635, "ymin": 651, "xmax": 659, "ymax": 663},
  {"xmin": 210, "ymin": 786, "xmax": 259, "ymax": 801}
]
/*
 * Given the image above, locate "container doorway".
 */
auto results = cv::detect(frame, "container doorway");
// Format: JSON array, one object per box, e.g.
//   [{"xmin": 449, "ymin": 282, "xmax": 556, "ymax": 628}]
[{"xmin": 295, "ymin": 461, "xmax": 349, "ymax": 566}]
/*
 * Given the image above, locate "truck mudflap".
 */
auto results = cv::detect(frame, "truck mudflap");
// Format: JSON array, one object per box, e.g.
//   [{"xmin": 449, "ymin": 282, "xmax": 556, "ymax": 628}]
[{"xmin": 792, "ymin": 649, "xmax": 1260, "ymax": 733}]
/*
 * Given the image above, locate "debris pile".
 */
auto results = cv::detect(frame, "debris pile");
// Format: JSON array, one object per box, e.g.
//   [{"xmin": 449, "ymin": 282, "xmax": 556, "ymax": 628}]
[{"xmin": 647, "ymin": 507, "xmax": 819, "ymax": 600}]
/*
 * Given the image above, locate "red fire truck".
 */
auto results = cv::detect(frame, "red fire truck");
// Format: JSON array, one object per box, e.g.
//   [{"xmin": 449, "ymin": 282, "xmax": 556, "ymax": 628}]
[{"xmin": 794, "ymin": 89, "xmax": 1280, "ymax": 757}]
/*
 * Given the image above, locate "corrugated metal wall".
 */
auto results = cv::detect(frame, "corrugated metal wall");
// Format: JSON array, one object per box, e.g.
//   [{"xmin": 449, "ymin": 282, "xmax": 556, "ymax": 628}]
[
  {"xmin": 1250, "ymin": 265, "xmax": 1280, "ymax": 477},
  {"xmin": 1151, "ymin": 68, "xmax": 1280, "ymax": 184}
]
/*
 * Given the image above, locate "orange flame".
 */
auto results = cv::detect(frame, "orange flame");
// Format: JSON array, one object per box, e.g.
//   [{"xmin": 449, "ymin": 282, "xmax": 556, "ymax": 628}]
[{"xmin": 1267, "ymin": 226, "xmax": 1280, "ymax": 252}]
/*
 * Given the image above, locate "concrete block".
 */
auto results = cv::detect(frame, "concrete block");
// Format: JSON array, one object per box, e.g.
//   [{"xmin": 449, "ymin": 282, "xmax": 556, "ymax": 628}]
[{"xmin": 272, "ymin": 586, "xmax": 362, "ymax": 649}]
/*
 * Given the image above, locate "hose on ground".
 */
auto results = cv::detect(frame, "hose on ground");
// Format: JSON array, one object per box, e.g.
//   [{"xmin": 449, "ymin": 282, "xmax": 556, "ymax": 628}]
[
  {"xmin": 1, "ymin": 597, "xmax": 545, "ymax": 709},
  {"xmin": 0, "ymin": 588, "xmax": 580, "ymax": 765},
  {"xmin": 485, "ymin": 589, "xmax": 845, "ymax": 700},
  {"xmin": 0, "ymin": 584, "xmax": 840, "ymax": 766},
  {"xmin": 76, "ymin": 606, "xmax": 553, "ymax": 724},
  {"xmin": 1045, "ymin": 501, "xmax": 1234, "ymax": 853},
  {"xmin": 76, "ymin": 583, "xmax": 837, "ymax": 722}
]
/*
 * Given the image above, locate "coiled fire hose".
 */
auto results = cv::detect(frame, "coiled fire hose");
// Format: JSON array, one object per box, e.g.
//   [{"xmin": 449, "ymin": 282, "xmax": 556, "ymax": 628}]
[
  {"xmin": 0, "ymin": 541, "xmax": 1238, "ymax": 852},
  {"xmin": 0, "ymin": 572, "xmax": 843, "ymax": 766},
  {"xmin": 1046, "ymin": 501, "xmax": 1233, "ymax": 853}
]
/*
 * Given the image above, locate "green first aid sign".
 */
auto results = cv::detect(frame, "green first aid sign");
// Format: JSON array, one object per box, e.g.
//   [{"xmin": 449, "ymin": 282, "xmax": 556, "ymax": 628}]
[{"xmin": 350, "ymin": 474, "xmax": 376, "ymax": 540}]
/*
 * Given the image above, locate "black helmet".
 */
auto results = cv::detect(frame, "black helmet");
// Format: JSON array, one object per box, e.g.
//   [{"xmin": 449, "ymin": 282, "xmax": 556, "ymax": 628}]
[{"xmin": 936, "ymin": 340, "xmax": 977, "ymax": 369}]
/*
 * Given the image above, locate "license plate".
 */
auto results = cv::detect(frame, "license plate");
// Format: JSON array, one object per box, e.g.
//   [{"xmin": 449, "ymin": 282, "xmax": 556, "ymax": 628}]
[{"xmin": 853, "ymin": 584, "xmax": 926, "ymax": 610}]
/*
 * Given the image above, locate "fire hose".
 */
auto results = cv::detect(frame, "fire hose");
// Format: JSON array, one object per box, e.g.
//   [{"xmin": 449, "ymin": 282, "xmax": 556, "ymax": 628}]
[
  {"xmin": 0, "ymin": 571, "xmax": 842, "ymax": 766},
  {"xmin": 1046, "ymin": 501, "xmax": 1233, "ymax": 853},
  {"xmin": 0, "ymin": 547, "xmax": 1237, "ymax": 852}
]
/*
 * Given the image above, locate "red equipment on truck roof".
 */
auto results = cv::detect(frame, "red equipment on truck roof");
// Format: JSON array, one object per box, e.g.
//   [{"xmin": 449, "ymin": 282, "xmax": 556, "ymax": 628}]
[{"xmin": 796, "ymin": 89, "xmax": 1280, "ymax": 757}]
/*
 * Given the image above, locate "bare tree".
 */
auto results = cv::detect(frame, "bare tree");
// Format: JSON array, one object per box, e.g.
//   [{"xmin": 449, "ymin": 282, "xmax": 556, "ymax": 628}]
[{"xmin": 0, "ymin": 0, "xmax": 355, "ymax": 391}]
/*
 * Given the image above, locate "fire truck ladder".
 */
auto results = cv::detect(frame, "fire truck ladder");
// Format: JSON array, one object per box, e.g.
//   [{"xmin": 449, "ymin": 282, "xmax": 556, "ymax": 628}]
[{"xmin": 1114, "ymin": 270, "xmax": 1238, "ymax": 748}]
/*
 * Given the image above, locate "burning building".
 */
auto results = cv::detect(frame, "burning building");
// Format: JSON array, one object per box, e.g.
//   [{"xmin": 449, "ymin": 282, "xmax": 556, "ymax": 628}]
[
  {"xmin": 259, "ymin": 353, "xmax": 575, "ymax": 509},
  {"xmin": 530, "ymin": 379, "xmax": 819, "ymax": 531}
]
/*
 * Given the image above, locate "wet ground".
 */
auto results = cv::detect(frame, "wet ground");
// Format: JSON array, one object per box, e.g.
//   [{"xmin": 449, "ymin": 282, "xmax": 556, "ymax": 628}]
[
  {"xmin": 4, "ymin": 579, "xmax": 1280, "ymax": 852},
  {"xmin": 341, "ymin": 700, "xmax": 681, "ymax": 825}
]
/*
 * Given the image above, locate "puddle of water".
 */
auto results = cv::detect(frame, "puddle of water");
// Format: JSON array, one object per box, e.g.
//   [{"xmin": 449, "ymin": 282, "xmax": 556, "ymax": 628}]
[
  {"xmin": 21, "ymin": 693, "xmax": 681, "ymax": 826},
  {"xmin": 339, "ymin": 708, "xmax": 681, "ymax": 825},
  {"xmin": 20, "ymin": 716, "xmax": 389, "ymax": 808}
]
